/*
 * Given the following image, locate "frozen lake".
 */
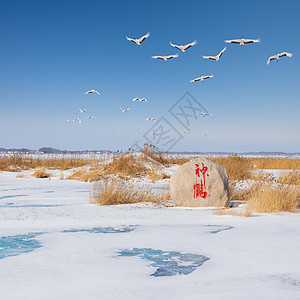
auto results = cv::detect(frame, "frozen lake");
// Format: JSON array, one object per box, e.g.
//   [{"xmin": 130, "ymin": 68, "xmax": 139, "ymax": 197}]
[{"xmin": 0, "ymin": 172, "xmax": 299, "ymax": 299}]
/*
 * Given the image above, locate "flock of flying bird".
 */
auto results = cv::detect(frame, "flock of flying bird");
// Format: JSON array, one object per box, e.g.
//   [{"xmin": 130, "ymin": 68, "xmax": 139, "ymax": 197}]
[{"xmin": 66, "ymin": 32, "xmax": 293, "ymax": 136}]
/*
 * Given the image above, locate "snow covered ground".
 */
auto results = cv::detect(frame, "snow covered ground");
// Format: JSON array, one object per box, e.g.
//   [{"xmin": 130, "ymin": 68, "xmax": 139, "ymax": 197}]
[{"xmin": 0, "ymin": 172, "xmax": 300, "ymax": 299}]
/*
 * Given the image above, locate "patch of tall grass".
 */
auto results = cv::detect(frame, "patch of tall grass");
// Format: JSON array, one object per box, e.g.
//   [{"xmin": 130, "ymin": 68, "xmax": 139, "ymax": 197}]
[
  {"xmin": 251, "ymin": 157, "xmax": 300, "ymax": 170},
  {"xmin": 32, "ymin": 168, "xmax": 51, "ymax": 178},
  {"xmin": 67, "ymin": 167, "xmax": 103, "ymax": 182},
  {"xmin": 148, "ymin": 171, "xmax": 170, "ymax": 182},
  {"xmin": 214, "ymin": 206, "xmax": 253, "ymax": 217},
  {"xmin": 142, "ymin": 144, "xmax": 191, "ymax": 165},
  {"xmin": 210, "ymin": 155, "xmax": 253, "ymax": 181},
  {"xmin": 248, "ymin": 182, "xmax": 300, "ymax": 213},
  {"xmin": 89, "ymin": 180, "xmax": 170, "ymax": 206},
  {"xmin": 103, "ymin": 153, "xmax": 148, "ymax": 176},
  {"xmin": 0, "ymin": 153, "xmax": 99, "ymax": 171},
  {"xmin": 276, "ymin": 171, "xmax": 300, "ymax": 185}
]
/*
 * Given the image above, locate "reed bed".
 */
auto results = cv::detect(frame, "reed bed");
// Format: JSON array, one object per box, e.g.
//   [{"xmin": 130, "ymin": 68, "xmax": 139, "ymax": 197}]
[
  {"xmin": 210, "ymin": 155, "xmax": 253, "ymax": 181},
  {"xmin": 32, "ymin": 168, "xmax": 51, "ymax": 178},
  {"xmin": 89, "ymin": 180, "xmax": 170, "ymax": 206},
  {"xmin": 148, "ymin": 171, "xmax": 170, "ymax": 183},
  {"xmin": 247, "ymin": 182, "xmax": 300, "ymax": 213},
  {"xmin": 0, "ymin": 153, "xmax": 100, "ymax": 171},
  {"xmin": 251, "ymin": 157, "xmax": 300, "ymax": 170},
  {"xmin": 276, "ymin": 171, "xmax": 300, "ymax": 186},
  {"xmin": 66, "ymin": 168, "xmax": 103, "ymax": 182},
  {"xmin": 214, "ymin": 207, "xmax": 253, "ymax": 217},
  {"xmin": 103, "ymin": 153, "xmax": 149, "ymax": 176}
]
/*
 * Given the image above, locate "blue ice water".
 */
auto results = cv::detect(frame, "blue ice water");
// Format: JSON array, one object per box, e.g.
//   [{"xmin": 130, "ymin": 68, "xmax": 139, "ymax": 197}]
[
  {"xmin": 0, "ymin": 233, "xmax": 44, "ymax": 260},
  {"xmin": 63, "ymin": 225, "xmax": 137, "ymax": 234},
  {"xmin": 118, "ymin": 248, "xmax": 210, "ymax": 277},
  {"xmin": 229, "ymin": 201, "xmax": 244, "ymax": 207},
  {"xmin": 0, "ymin": 194, "xmax": 29, "ymax": 200}
]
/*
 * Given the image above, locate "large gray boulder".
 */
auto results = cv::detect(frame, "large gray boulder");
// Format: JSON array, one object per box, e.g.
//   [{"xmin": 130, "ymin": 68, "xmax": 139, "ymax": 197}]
[{"xmin": 170, "ymin": 157, "xmax": 229, "ymax": 207}]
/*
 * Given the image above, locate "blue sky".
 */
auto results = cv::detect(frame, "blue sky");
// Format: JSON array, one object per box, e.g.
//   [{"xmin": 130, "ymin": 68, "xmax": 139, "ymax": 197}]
[{"xmin": 1, "ymin": 0, "xmax": 299, "ymax": 152}]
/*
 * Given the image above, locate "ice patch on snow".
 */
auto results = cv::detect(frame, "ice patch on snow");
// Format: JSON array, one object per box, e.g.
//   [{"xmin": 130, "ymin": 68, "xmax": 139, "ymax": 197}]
[
  {"xmin": 204, "ymin": 225, "xmax": 234, "ymax": 234},
  {"xmin": 62, "ymin": 225, "xmax": 137, "ymax": 234},
  {"xmin": 0, "ymin": 233, "xmax": 44, "ymax": 260},
  {"xmin": 0, "ymin": 194, "xmax": 29, "ymax": 200},
  {"xmin": 0, "ymin": 204, "xmax": 64, "ymax": 208},
  {"xmin": 118, "ymin": 248, "xmax": 210, "ymax": 277}
]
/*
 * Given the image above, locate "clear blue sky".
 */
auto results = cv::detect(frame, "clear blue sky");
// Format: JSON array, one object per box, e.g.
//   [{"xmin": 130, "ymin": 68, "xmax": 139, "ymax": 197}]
[{"xmin": 1, "ymin": 0, "xmax": 299, "ymax": 152}]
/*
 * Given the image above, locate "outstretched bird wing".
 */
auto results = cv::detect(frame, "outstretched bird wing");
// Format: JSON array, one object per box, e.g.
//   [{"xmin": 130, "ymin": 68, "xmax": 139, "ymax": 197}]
[
  {"xmin": 152, "ymin": 55, "xmax": 164, "ymax": 60},
  {"xmin": 190, "ymin": 77, "xmax": 200, "ymax": 82},
  {"xmin": 267, "ymin": 55, "xmax": 276, "ymax": 65},
  {"xmin": 182, "ymin": 40, "xmax": 197, "ymax": 50},
  {"xmin": 169, "ymin": 41, "xmax": 181, "ymax": 50},
  {"xmin": 137, "ymin": 32, "xmax": 150, "ymax": 44},
  {"xmin": 202, "ymin": 56, "xmax": 216, "ymax": 60},
  {"xmin": 218, "ymin": 47, "xmax": 226, "ymax": 58},
  {"xmin": 279, "ymin": 52, "xmax": 293, "ymax": 58},
  {"xmin": 243, "ymin": 38, "xmax": 260, "ymax": 44},
  {"xmin": 126, "ymin": 36, "xmax": 137, "ymax": 44},
  {"xmin": 225, "ymin": 39, "xmax": 240, "ymax": 44},
  {"xmin": 165, "ymin": 54, "xmax": 179, "ymax": 60}
]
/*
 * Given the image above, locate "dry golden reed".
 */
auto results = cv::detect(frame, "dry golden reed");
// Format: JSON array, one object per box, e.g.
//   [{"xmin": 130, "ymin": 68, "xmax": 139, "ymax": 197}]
[
  {"xmin": 229, "ymin": 181, "xmax": 260, "ymax": 201},
  {"xmin": 210, "ymin": 155, "xmax": 253, "ymax": 181},
  {"xmin": 142, "ymin": 143, "xmax": 191, "ymax": 165},
  {"xmin": 220, "ymin": 179, "xmax": 300, "ymax": 216},
  {"xmin": 67, "ymin": 168, "xmax": 103, "ymax": 182},
  {"xmin": 148, "ymin": 171, "xmax": 170, "ymax": 182},
  {"xmin": 32, "ymin": 168, "xmax": 51, "ymax": 178},
  {"xmin": 103, "ymin": 153, "xmax": 148, "ymax": 176},
  {"xmin": 248, "ymin": 182, "xmax": 300, "ymax": 213},
  {"xmin": 214, "ymin": 207, "xmax": 253, "ymax": 217},
  {"xmin": 0, "ymin": 153, "xmax": 100, "ymax": 171},
  {"xmin": 89, "ymin": 180, "xmax": 170, "ymax": 206},
  {"xmin": 276, "ymin": 171, "xmax": 300, "ymax": 185},
  {"xmin": 251, "ymin": 157, "xmax": 300, "ymax": 170}
]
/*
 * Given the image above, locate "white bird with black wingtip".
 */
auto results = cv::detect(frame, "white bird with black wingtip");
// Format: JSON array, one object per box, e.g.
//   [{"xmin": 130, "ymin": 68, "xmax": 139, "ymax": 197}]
[
  {"xmin": 79, "ymin": 108, "xmax": 86, "ymax": 113},
  {"xmin": 146, "ymin": 117, "xmax": 155, "ymax": 121},
  {"xmin": 126, "ymin": 32, "xmax": 150, "ymax": 46},
  {"xmin": 152, "ymin": 54, "xmax": 179, "ymax": 61},
  {"xmin": 169, "ymin": 40, "xmax": 197, "ymax": 53},
  {"xmin": 133, "ymin": 97, "xmax": 147, "ymax": 102},
  {"xmin": 119, "ymin": 106, "xmax": 130, "ymax": 113},
  {"xmin": 203, "ymin": 47, "xmax": 226, "ymax": 62},
  {"xmin": 190, "ymin": 75, "xmax": 214, "ymax": 83},
  {"xmin": 197, "ymin": 112, "xmax": 213, "ymax": 117},
  {"xmin": 85, "ymin": 89, "xmax": 100, "ymax": 95},
  {"xmin": 73, "ymin": 118, "xmax": 81, "ymax": 124},
  {"xmin": 225, "ymin": 36, "xmax": 260, "ymax": 46},
  {"xmin": 267, "ymin": 52, "xmax": 293, "ymax": 65}
]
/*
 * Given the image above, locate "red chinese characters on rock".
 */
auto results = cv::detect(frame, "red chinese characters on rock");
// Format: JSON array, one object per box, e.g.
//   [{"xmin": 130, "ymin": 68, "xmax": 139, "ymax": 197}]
[{"xmin": 194, "ymin": 163, "xmax": 209, "ymax": 199}]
